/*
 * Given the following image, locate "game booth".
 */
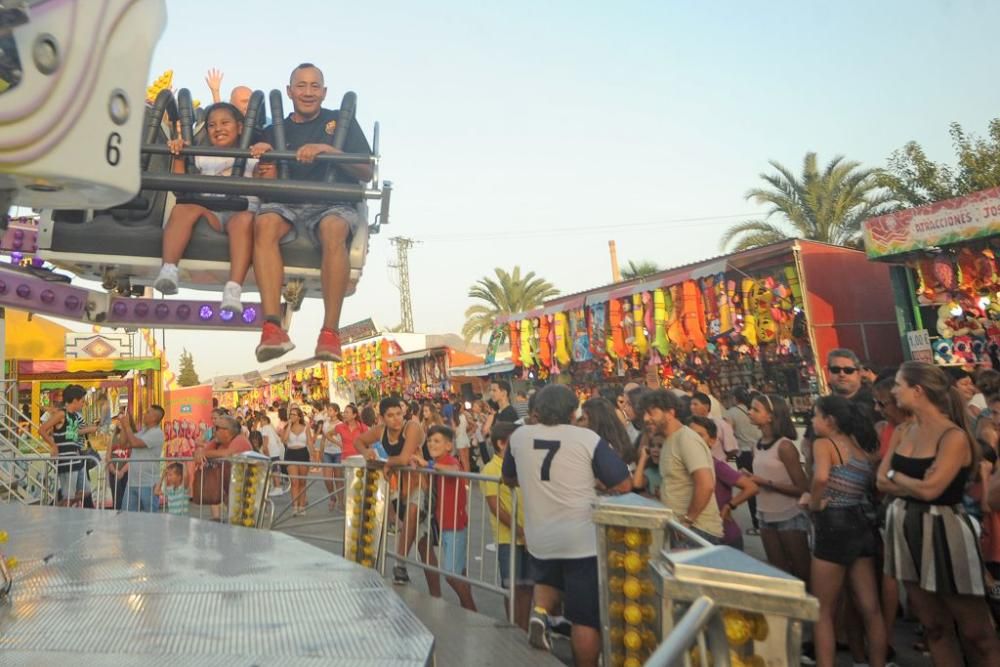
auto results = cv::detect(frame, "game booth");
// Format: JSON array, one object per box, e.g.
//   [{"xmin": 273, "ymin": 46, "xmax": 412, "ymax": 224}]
[
  {"xmin": 497, "ymin": 239, "xmax": 902, "ymax": 412},
  {"xmin": 863, "ymin": 186, "xmax": 1000, "ymax": 368}
]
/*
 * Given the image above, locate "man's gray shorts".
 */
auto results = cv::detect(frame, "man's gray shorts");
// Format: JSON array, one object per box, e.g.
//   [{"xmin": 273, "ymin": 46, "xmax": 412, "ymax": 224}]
[{"xmin": 256, "ymin": 202, "xmax": 363, "ymax": 247}]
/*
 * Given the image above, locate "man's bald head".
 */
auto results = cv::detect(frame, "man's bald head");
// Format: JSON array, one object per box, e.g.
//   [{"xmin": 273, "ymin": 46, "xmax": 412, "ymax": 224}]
[{"xmin": 229, "ymin": 86, "xmax": 252, "ymax": 115}]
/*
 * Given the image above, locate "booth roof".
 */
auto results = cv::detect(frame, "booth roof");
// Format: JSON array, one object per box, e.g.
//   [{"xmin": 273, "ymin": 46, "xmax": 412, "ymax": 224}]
[
  {"xmin": 448, "ymin": 360, "xmax": 516, "ymax": 377},
  {"xmin": 393, "ymin": 346, "xmax": 484, "ymax": 367},
  {"xmin": 498, "ymin": 238, "xmax": 809, "ymax": 323},
  {"xmin": 16, "ymin": 357, "xmax": 161, "ymax": 377},
  {"xmin": 5, "ymin": 310, "xmax": 71, "ymax": 360}
]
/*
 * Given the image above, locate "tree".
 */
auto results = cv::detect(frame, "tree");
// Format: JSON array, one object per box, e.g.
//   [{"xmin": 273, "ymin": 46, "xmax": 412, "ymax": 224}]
[
  {"xmin": 620, "ymin": 259, "xmax": 661, "ymax": 280},
  {"xmin": 462, "ymin": 267, "xmax": 559, "ymax": 342},
  {"xmin": 177, "ymin": 349, "xmax": 200, "ymax": 387},
  {"xmin": 720, "ymin": 152, "xmax": 895, "ymax": 251},
  {"xmin": 879, "ymin": 119, "xmax": 1000, "ymax": 208}
]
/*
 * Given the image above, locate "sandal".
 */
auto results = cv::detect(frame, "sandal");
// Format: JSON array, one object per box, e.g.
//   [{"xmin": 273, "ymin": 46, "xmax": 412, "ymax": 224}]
[{"xmin": 745, "ymin": 527, "xmax": 760, "ymax": 536}]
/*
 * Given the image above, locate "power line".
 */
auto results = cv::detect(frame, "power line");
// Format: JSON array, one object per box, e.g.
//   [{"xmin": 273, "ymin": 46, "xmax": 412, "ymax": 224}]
[{"xmin": 413, "ymin": 212, "xmax": 755, "ymax": 243}]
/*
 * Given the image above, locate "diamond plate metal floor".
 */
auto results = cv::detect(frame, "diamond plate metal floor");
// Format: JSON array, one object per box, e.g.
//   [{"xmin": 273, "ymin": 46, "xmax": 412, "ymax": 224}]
[{"xmin": 0, "ymin": 505, "xmax": 435, "ymax": 665}]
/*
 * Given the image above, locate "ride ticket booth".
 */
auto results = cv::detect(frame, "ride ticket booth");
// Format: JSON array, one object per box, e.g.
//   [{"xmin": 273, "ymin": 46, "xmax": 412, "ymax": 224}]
[{"xmin": 863, "ymin": 186, "xmax": 1000, "ymax": 368}]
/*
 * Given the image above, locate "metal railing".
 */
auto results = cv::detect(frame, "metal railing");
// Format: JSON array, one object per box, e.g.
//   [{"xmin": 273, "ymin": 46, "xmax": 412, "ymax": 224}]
[{"xmin": 643, "ymin": 596, "xmax": 731, "ymax": 667}]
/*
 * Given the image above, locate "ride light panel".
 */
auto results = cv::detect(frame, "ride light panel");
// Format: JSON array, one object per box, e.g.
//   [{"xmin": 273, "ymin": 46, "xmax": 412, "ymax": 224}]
[
  {"xmin": 0, "ymin": 264, "xmax": 93, "ymax": 320},
  {"xmin": 105, "ymin": 297, "xmax": 262, "ymax": 330}
]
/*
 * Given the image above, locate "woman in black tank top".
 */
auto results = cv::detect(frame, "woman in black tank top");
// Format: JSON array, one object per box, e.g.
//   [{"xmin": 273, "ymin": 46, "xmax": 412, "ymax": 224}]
[{"xmin": 877, "ymin": 362, "xmax": 998, "ymax": 664}]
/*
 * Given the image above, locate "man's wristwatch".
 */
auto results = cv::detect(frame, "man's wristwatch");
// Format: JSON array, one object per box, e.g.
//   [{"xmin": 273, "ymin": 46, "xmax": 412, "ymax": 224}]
[{"xmin": 886, "ymin": 469, "xmax": 896, "ymax": 481}]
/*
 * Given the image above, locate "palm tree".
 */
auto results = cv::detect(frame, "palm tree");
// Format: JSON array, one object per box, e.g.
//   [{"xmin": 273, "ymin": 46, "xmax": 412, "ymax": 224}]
[
  {"xmin": 462, "ymin": 267, "xmax": 559, "ymax": 342},
  {"xmin": 621, "ymin": 259, "xmax": 661, "ymax": 280},
  {"xmin": 720, "ymin": 152, "xmax": 895, "ymax": 251}
]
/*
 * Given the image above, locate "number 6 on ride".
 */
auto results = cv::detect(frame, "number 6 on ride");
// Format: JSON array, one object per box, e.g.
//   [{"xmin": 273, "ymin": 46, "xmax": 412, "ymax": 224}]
[{"xmin": 533, "ymin": 440, "xmax": 560, "ymax": 481}]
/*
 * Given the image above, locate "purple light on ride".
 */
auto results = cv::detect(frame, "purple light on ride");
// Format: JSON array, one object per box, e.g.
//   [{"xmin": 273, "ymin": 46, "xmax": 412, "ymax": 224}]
[
  {"xmin": 31, "ymin": 257, "xmax": 44, "ymax": 268},
  {"xmin": 154, "ymin": 303, "xmax": 170, "ymax": 319},
  {"xmin": 134, "ymin": 302, "xmax": 149, "ymax": 317},
  {"xmin": 15, "ymin": 284, "xmax": 30, "ymax": 299},
  {"xmin": 176, "ymin": 304, "xmax": 191, "ymax": 320},
  {"xmin": 10, "ymin": 252, "xmax": 22, "ymax": 263},
  {"xmin": 39, "ymin": 289, "xmax": 55, "ymax": 304},
  {"xmin": 65, "ymin": 295, "xmax": 80, "ymax": 311},
  {"xmin": 198, "ymin": 305, "xmax": 214, "ymax": 321},
  {"xmin": 112, "ymin": 301, "xmax": 128, "ymax": 317},
  {"xmin": 242, "ymin": 307, "xmax": 257, "ymax": 324},
  {"xmin": 219, "ymin": 309, "xmax": 234, "ymax": 322}
]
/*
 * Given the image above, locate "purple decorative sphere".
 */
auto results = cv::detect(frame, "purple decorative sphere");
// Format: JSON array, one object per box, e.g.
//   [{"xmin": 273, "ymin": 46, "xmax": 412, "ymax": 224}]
[
  {"xmin": 39, "ymin": 289, "xmax": 55, "ymax": 304},
  {"xmin": 242, "ymin": 307, "xmax": 257, "ymax": 324},
  {"xmin": 219, "ymin": 309, "xmax": 234, "ymax": 322},
  {"xmin": 176, "ymin": 304, "xmax": 191, "ymax": 320},
  {"xmin": 198, "ymin": 305, "xmax": 214, "ymax": 321},
  {"xmin": 112, "ymin": 301, "xmax": 128, "ymax": 317},
  {"xmin": 155, "ymin": 303, "xmax": 170, "ymax": 319},
  {"xmin": 134, "ymin": 302, "xmax": 149, "ymax": 317},
  {"xmin": 64, "ymin": 295, "xmax": 81, "ymax": 311},
  {"xmin": 15, "ymin": 284, "xmax": 30, "ymax": 299}
]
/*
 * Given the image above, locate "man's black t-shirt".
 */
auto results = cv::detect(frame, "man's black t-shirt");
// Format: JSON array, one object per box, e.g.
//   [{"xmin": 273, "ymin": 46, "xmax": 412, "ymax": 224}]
[
  {"xmin": 496, "ymin": 405, "xmax": 520, "ymax": 423},
  {"xmin": 263, "ymin": 108, "xmax": 371, "ymax": 183}
]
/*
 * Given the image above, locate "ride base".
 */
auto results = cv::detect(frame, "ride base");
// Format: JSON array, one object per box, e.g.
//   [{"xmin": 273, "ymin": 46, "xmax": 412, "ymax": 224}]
[{"xmin": 0, "ymin": 505, "xmax": 435, "ymax": 665}]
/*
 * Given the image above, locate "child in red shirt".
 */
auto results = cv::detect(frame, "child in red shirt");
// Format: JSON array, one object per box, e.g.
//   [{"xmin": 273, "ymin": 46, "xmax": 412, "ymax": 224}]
[{"xmin": 411, "ymin": 425, "xmax": 477, "ymax": 611}]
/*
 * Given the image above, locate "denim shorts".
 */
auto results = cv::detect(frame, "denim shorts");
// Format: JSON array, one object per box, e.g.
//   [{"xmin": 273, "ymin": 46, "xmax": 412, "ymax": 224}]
[
  {"xmin": 497, "ymin": 543, "xmax": 534, "ymax": 587},
  {"xmin": 257, "ymin": 202, "xmax": 362, "ymax": 248},
  {"xmin": 322, "ymin": 451, "xmax": 342, "ymax": 464},
  {"xmin": 58, "ymin": 469, "xmax": 90, "ymax": 500},
  {"xmin": 440, "ymin": 528, "xmax": 468, "ymax": 575},
  {"xmin": 758, "ymin": 511, "xmax": 810, "ymax": 532}
]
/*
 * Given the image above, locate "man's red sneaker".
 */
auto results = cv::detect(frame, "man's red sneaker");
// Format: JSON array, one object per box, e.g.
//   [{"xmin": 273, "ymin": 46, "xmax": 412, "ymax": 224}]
[
  {"xmin": 255, "ymin": 322, "xmax": 295, "ymax": 363},
  {"xmin": 315, "ymin": 328, "xmax": 342, "ymax": 362}
]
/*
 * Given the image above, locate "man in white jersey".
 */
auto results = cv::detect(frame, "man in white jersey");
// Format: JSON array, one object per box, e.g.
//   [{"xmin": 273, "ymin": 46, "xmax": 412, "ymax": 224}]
[{"xmin": 502, "ymin": 384, "xmax": 631, "ymax": 667}]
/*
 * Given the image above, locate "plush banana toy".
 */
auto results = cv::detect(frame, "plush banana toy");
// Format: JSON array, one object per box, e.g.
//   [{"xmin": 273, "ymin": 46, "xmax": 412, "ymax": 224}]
[
  {"xmin": 653, "ymin": 289, "xmax": 670, "ymax": 356},
  {"xmin": 741, "ymin": 278, "xmax": 758, "ymax": 346},
  {"xmin": 633, "ymin": 293, "xmax": 649, "ymax": 356},
  {"xmin": 520, "ymin": 319, "xmax": 534, "ymax": 367},
  {"xmin": 554, "ymin": 312, "xmax": 571, "ymax": 365},
  {"xmin": 783, "ymin": 266, "xmax": 803, "ymax": 309}
]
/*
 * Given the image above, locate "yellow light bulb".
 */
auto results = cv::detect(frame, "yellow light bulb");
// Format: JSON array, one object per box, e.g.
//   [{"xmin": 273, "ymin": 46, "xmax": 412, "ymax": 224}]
[
  {"xmin": 623, "ymin": 657, "xmax": 642, "ymax": 667},
  {"xmin": 641, "ymin": 604, "xmax": 656, "ymax": 623},
  {"xmin": 609, "ymin": 576, "xmax": 624, "ymax": 593},
  {"xmin": 623, "ymin": 603, "xmax": 642, "ymax": 625},
  {"xmin": 623, "ymin": 551, "xmax": 643, "ymax": 574},
  {"xmin": 608, "ymin": 551, "xmax": 625, "ymax": 569},
  {"xmin": 623, "ymin": 629, "xmax": 642, "ymax": 651},
  {"xmin": 721, "ymin": 609, "xmax": 752, "ymax": 646},
  {"xmin": 623, "ymin": 529, "xmax": 643, "ymax": 549},
  {"xmin": 609, "ymin": 601, "xmax": 624, "ymax": 619},
  {"xmin": 622, "ymin": 576, "xmax": 642, "ymax": 600},
  {"xmin": 608, "ymin": 527, "xmax": 625, "ymax": 543},
  {"xmin": 609, "ymin": 627, "xmax": 624, "ymax": 643},
  {"xmin": 243, "ymin": 518, "xmax": 254, "ymax": 527}
]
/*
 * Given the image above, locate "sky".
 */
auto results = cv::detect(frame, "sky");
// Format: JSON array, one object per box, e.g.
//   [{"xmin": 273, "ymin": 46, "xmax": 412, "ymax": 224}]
[{"xmin": 29, "ymin": 0, "xmax": 1000, "ymax": 378}]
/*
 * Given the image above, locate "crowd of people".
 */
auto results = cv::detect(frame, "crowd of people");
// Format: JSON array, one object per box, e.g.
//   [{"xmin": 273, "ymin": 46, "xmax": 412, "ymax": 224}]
[{"xmin": 32, "ymin": 349, "xmax": 1000, "ymax": 666}]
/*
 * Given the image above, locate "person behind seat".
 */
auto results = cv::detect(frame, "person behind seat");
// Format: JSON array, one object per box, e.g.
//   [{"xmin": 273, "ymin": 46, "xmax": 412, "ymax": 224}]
[
  {"xmin": 249, "ymin": 62, "xmax": 373, "ymax": 362},
  {"xmin": 205, "ymin": 68, "xmax": 264, "ymax": 142},
  {"xmin": 154, "ymin": 103, "xmax": 260, "ymax": 315}
]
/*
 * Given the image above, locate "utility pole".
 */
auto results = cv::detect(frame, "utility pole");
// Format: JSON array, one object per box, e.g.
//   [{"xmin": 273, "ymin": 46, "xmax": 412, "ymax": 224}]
[
  {"xmin": 608, "ymin": 240, "xmax": 623, "ymax": 282},
  {"xmin": 388, "ymin": 236, "xmax": 418, "ymax": 332}
]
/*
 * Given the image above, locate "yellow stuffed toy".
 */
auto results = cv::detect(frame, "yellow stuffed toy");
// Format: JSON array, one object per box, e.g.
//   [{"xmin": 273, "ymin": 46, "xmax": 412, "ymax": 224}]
[
  {"xmin": 633, "ymin": 293, "xmax": 648, "ymax": 356},
  {"xmin": 554, "ymin": 312, "xmax": 572, "ymax": 365},
  {"xmin": 653, "ymin": 289, "xmax": 670, "ymax": 355}
]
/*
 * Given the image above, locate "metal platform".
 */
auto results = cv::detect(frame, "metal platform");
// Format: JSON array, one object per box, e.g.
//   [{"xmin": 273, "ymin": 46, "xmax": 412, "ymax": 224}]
[{"xmin": 0, "ymin": 505, "xmax": 435, "ymax": 665}]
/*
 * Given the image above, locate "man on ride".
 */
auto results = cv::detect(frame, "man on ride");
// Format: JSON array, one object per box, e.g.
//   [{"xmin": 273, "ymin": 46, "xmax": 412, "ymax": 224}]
[
  {"xmin": 250, "ymin": 63, "xmax": 373, "ymax": 363},
  {"xmin": 354, "ymin": 397, "xmax": 426, "ymax": 585}
]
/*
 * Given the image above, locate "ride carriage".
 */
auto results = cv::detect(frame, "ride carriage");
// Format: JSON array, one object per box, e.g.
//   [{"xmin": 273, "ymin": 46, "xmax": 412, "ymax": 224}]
[{"xmin": 33, "ymin": 87, "xmax": 391, "ymax": 312}]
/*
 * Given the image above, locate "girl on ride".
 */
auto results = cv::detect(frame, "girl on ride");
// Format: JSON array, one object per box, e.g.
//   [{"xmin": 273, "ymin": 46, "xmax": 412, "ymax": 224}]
[
  {"xmin": 154, "ymin": 102, "xmax": 261, "ymax": 314},
  {"xmin": 878, "ymin": 361, "xmax": 1000, "ymax": 664}
]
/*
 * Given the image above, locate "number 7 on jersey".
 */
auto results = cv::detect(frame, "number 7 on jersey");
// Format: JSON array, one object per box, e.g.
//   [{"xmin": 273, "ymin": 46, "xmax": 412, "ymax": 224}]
[{"xmin": 533, "ymin": 439, "xmax": 561, "ymax": 481}]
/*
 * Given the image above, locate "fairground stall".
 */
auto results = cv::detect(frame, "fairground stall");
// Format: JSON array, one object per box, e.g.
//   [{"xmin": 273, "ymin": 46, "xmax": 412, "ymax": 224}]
[
  {"xmin": 396, "ymin": 347, "xmax": 483, "ymax": 401},
  {"xmin": 10, "ymin": 356, "xmax": 162, "ymax": 447},
  {"xmin": 863, "ymin": 186, "xmax": 1000, "ymax": 368},
  {"xmin": 498, "ymin": 239, "xmax": 901, "ymax": 412},
  {"xmin": 330, "ymin": 338, "xmax": 403, "ymax": 406},
  {"xmin": 448, "ymin": 359, "xmax": 517, "ymax": 400}
]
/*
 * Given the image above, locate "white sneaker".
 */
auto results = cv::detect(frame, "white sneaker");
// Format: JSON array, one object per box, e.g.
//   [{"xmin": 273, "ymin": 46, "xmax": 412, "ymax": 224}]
[
  {"xmin": 220, "ymin": 281, "xmax": 243, "ymax": 315},
  {"xmin": 154, "ymin": 264, "xmax": 179, "ymax": 295}
]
